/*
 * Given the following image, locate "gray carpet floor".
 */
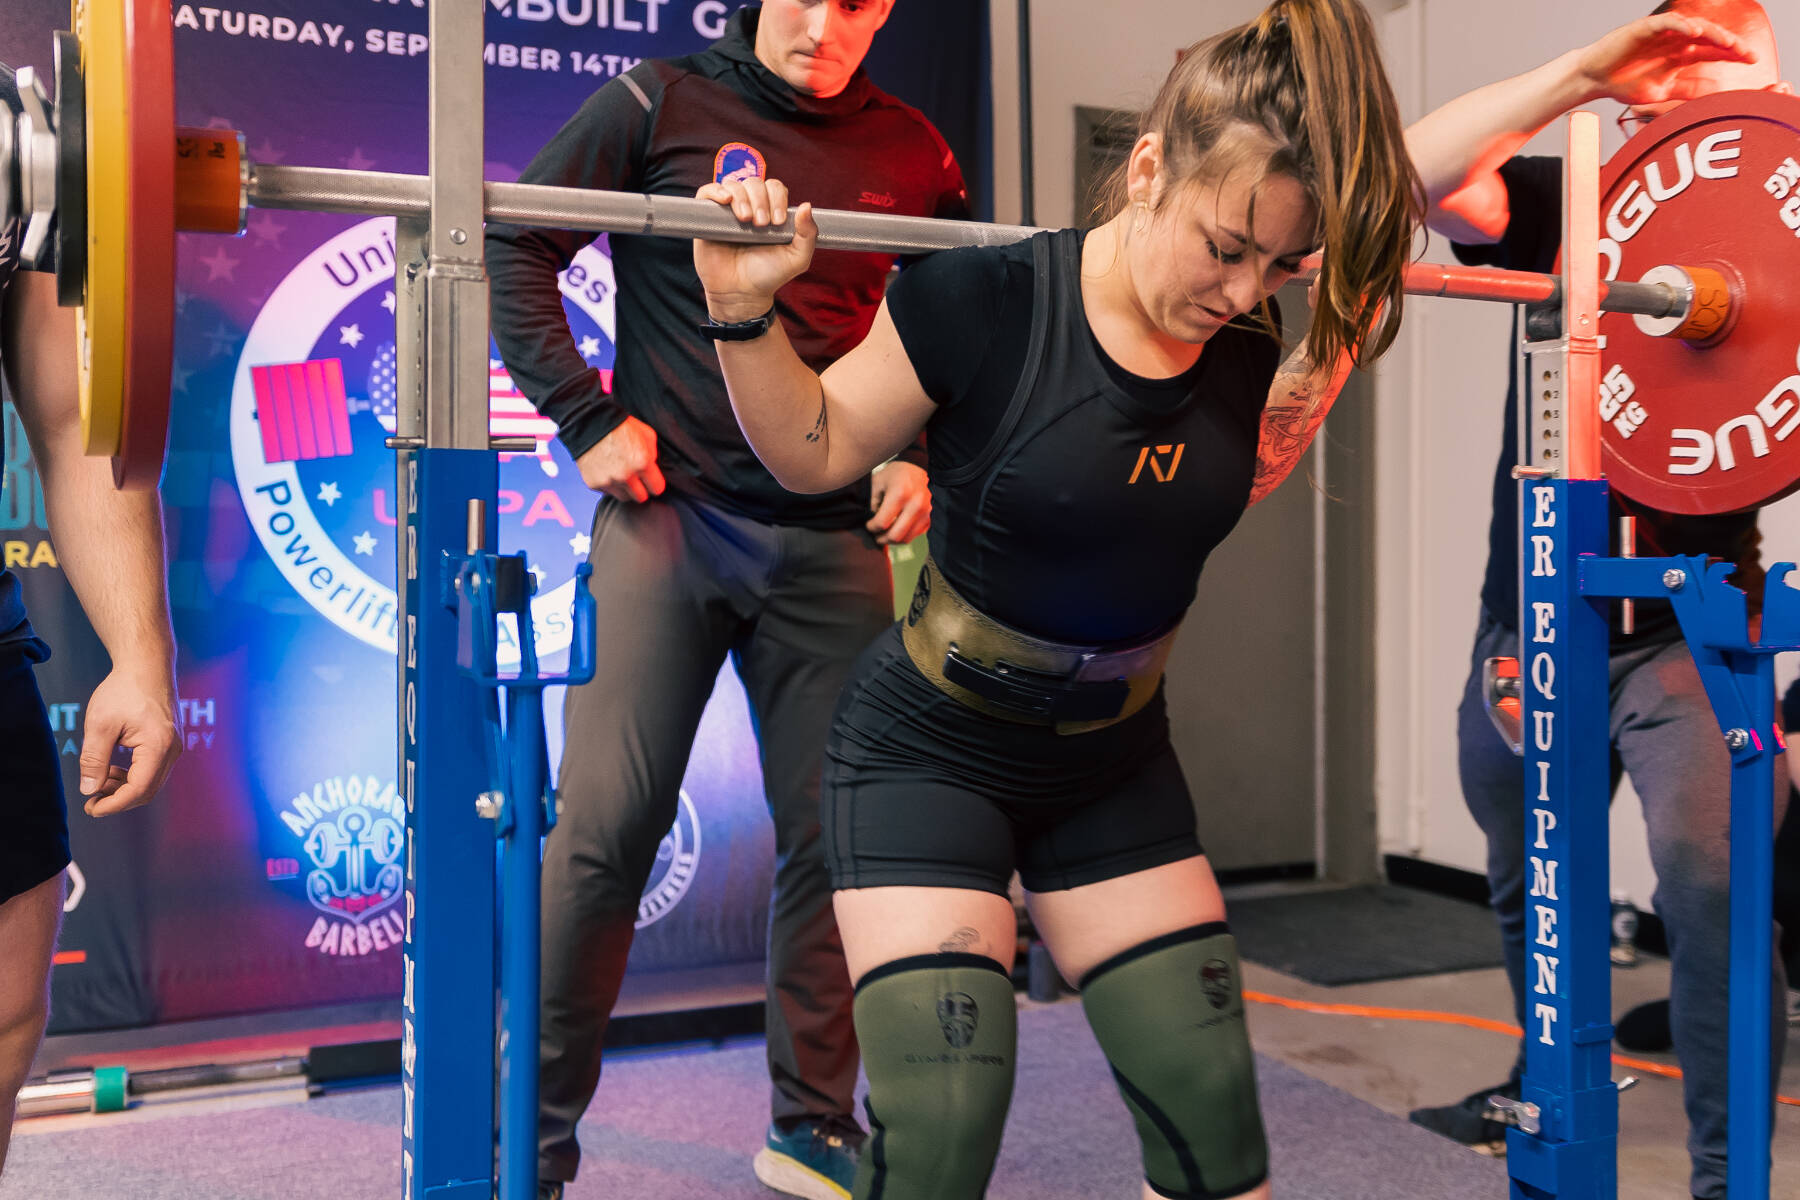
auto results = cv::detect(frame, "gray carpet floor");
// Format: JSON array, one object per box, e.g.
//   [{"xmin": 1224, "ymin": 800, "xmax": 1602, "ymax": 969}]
[
  {"xmin": 1229, "ymin": 885, "xmax": 1508, "ymax": 985},
  {"xmin": 2, "ymin": 999, "xmax": 1505, "ymax": 1199}
]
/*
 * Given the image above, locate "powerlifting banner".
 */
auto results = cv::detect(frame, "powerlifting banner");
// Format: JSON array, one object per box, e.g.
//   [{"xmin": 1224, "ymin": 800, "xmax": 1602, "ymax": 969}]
[{"xmin": 0, "ymin": 1, "xmax": 990, "ymax": 1034}]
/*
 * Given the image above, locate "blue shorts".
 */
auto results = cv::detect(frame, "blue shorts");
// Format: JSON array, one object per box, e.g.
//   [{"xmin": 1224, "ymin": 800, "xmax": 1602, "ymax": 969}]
[{"xmin": 1, "ymin": 649, "xmax": 70, "ymax": 905}]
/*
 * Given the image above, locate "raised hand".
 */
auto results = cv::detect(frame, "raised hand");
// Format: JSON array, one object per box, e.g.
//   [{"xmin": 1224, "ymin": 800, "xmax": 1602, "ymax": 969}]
[{"xmin": 1575, "ymin": 11, "xmax": 1757, "ymax": 106}]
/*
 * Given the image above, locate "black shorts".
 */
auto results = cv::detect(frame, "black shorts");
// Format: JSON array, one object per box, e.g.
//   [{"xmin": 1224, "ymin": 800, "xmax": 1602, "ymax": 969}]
[
  {"xmin": 823, "ymin": 625, "xmax": 1202, "ymax": 896},
  {"xmin": 1, "ymin": 649, "xmax": 70, "ymax": 905}
]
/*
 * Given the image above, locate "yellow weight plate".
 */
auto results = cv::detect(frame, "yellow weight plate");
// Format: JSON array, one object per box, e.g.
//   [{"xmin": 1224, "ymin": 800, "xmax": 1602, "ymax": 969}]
[{"xmin": 75, "ymin": 0, "xmax": 127, "ymax": 458}]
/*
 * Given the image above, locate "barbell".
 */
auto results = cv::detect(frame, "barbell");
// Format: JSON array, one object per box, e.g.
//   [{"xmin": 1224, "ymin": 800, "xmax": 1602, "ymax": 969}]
[{"xmin": 3, "ymin": 0, "xmax": 1798, "ymax": 512}]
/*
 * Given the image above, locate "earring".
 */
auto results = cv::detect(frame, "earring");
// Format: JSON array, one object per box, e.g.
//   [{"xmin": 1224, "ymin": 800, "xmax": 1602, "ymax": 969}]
[{"xmin": 1132, "ymin": 201, "xmax": 1148, "ymax": 233}]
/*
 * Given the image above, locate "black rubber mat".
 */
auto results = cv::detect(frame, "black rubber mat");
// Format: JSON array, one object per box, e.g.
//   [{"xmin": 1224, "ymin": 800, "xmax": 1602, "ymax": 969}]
[{"xmin": 1228, "ymin": 884, "xmax": 1506, "ymax": 986}]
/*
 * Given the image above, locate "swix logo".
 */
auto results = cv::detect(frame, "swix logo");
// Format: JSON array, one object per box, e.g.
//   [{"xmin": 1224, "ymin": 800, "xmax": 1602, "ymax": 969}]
[
  {"xmin": 1128, "ymin": 443, "xmax": 1186, "ymax": 484},
  {"xmin": 859, "ymin": 190, "xmax": 897, "ymax": 209}
]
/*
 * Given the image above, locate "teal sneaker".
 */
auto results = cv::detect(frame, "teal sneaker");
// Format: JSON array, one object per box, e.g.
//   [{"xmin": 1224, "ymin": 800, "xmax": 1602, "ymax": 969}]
[{"xmin": 752, "ymin": 1118, "xmax": 862, "ymax": 1200}]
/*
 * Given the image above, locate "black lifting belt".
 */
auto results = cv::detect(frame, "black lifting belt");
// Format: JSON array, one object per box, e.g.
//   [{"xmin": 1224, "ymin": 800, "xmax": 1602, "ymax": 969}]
[{"xmin": 899, "ymin": 557, "xmax": 1180, "ymax": 736}]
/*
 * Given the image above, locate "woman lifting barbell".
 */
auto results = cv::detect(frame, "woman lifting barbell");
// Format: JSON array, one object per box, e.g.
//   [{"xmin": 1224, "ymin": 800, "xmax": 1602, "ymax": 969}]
[{"xmin": 690, "ymin": 0, "xmax": 1421, "ymax": 1196}]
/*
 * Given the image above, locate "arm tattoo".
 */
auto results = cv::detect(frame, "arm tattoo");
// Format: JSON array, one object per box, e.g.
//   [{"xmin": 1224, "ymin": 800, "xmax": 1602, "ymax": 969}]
[
  {"xmin": 804, "ymin": 396, "xmax": 827, "ymax": 444},
  {"xmin": 1248, "ymin": 344, "xmax": 1345, "ymax": 506}
]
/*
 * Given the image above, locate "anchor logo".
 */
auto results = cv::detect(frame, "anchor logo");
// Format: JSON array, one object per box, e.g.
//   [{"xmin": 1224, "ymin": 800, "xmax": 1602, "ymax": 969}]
[{"xmin": 302, "ymin": 806, "xmax": 404, "ymax": 923}]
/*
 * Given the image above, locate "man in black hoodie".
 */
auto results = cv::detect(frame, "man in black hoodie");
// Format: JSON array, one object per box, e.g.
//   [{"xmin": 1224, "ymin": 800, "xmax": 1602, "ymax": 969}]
[{"xmin": 484, "ymin": 5, "xmax": 967, "ymax": 1197}]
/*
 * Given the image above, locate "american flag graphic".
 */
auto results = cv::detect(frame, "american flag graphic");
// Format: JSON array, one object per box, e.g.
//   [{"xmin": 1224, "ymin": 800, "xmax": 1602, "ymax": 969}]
[
  {"xmin": 488, "ymin": 362, "xmax": 563, "ymax": 443},
  {"xmin": 251, "ymin": 359, "xmax": 355, "ymax": 463},
  {"xmin": 254, "ymin": 346, "xmax": 610, "ymax": 467}
]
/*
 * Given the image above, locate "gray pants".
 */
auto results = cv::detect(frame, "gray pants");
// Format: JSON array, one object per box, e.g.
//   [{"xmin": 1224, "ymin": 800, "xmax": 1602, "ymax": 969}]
[
  {"xmin": 1458, "ymin": 608, "xmax": 1790, "ymax": 1199},
  {"xmin": 540, "ymin": 492, "xmax": 893, "ymax": 1182}
]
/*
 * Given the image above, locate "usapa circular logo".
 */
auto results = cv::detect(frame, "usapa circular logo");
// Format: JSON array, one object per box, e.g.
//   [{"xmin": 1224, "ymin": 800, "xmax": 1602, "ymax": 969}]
[{"xmin": 231, "ymin": 217, "xmax": 616, "ymax": 668}]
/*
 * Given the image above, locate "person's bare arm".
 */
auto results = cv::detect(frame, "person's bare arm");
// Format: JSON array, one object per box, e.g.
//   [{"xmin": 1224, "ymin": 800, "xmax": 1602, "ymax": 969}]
[
  {"xmin": 693, "ymin": 179, "xmax": 937, "ymax": 494},
  {"xmin": 1406, "ymin": 12, "xmax": 1755, "ymax": 243},
  {"xmin": 2, "ymin": 270, "xmax": 179, "ymax": 813},
  {"xmin": 1247, "ymin": 340, "xmax": 1356, "ymax": 506}
]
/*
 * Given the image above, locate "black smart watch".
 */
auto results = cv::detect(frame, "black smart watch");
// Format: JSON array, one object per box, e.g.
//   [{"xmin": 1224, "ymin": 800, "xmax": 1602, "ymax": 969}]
[{"xmin": 699, "ymin": 307, "xmax": 778, "ymax": 342}]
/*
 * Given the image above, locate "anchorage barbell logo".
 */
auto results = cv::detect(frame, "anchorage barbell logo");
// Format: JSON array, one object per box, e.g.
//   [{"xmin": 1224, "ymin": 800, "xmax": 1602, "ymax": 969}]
[{"xmin": 277, "ymin": 774, "xmax": 406, "ymax": 957}]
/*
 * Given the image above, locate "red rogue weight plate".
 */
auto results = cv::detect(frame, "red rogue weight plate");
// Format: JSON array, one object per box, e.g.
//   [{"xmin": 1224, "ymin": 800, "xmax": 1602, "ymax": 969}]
[
  {"xmin": 1590, "ymin": 90, "xmax": 1800, "ymax": 515},
  {"xmin": 114, "ymin": 0, "xmax": 175, "ymax": 489}
]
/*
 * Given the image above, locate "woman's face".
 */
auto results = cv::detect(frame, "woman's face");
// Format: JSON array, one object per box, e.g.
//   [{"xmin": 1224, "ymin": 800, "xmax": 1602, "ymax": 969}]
[{"xmin": 1129, "ymin": 171, "xmax": 1318, "ymax": 345}]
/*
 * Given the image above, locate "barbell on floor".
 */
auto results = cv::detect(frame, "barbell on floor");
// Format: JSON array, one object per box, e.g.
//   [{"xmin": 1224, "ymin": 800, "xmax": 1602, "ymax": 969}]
[{"xmin": 2, "ymin": 0, "xmax": 1797, "ymax": 512}]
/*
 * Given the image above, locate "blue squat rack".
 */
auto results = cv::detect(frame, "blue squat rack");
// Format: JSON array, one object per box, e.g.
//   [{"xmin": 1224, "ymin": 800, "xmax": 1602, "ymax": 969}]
[
  {"xmin": 378, "ymin": 22, "xmax": 1789, "ymax": 1191},
  {"xmin": 1494, "ymin": 114, "xmax": 1792, "ymax": 1200}
]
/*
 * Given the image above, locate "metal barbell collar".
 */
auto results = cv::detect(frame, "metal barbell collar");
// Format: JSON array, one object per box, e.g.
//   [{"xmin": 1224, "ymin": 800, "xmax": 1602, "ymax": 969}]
[{"xmin": 10, "ymin": 66, "xmax": 58, "ymax": 270}]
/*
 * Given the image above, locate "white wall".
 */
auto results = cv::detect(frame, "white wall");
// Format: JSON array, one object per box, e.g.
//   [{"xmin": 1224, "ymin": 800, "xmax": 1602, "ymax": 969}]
[
  {"xmin": 1000, "ymin": 0, "xmax": 1800, "ymax": 905},
  {"xmin": 1370, "ymin": 0, "xmax": 1800, "ymax": 907},
  {"xmin": 988, "ymin": 0, "xmax": 1274, "ymax": 226}
]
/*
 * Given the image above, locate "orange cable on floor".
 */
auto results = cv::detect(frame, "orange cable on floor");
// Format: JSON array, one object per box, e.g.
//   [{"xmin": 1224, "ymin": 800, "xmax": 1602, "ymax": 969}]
[{"xmin": 1242, "ymin": 989, "xmax": 1800, "ymax": 1109}]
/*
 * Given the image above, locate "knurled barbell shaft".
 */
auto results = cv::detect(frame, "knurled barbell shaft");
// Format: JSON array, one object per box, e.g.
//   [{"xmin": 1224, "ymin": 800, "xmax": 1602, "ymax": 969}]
[
  {"xmin": 244, "ymin": 161, "xmax": 1685, "ymax": 319},
  {"xmin": 245, "ymin": 163, "xmax": 1040, "ymax": 255}
]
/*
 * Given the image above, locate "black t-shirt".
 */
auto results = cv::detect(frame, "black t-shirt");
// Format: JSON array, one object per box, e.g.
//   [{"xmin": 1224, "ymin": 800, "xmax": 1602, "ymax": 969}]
[
  {"xmin": 886, "ymin": 228, "xmax": 1281, "ymax": 644},
  {"xmin": 1451, "ymin": 155, "xmax": 1761, "ymax": 642},
  {"xmin": 0, "ymin": 64, "xmax": 47, "ymax": 660},
  {"xmin": 486, "ymin": 7, "xmax": 968, "ymax": 530}
]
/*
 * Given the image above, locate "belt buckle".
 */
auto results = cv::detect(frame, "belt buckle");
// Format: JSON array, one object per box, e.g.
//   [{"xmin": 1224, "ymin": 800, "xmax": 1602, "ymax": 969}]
[
  {"xmin": 942, "ymin": 648, "xmax": 1060, "ymax": 717},
  {"xmin": 941, "ymin": 648, "xmax": 1129, "ymax": 723}
]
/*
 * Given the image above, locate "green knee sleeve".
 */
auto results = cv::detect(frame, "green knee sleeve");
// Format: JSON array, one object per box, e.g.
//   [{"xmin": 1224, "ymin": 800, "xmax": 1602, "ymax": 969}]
[
  {"xmin": 1080, "ymin": 924, "xmax": 1267, "ymax": 1199},
  {"xmin": 851, "ymin": 953, "xmax": 1017, "ymax": 1200}
]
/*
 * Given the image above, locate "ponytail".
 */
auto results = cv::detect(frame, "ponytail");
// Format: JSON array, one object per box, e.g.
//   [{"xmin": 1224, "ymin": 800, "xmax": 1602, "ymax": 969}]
[
  {"xmin": 1095, "ymin": 0, "xmax": 1421, "ymax": 368},
  {"xmin": 1278, "ymin": 0, "xmax": 1418, "ymax": 366}
]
